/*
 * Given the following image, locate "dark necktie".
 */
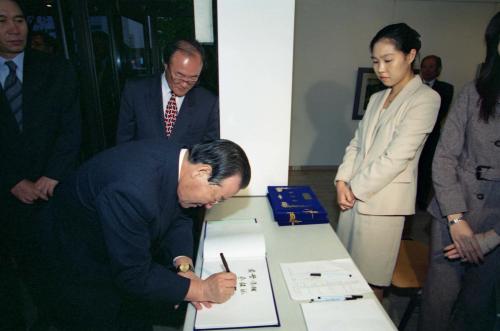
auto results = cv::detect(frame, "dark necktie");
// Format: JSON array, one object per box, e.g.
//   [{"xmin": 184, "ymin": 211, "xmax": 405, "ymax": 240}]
[
  {"xmin": 164, "ymin": 92, "xmax": 177, "ymax": 137},
  {"xmin": 4, "ymin": 61, "xmax": 23, "ymax": 131}
]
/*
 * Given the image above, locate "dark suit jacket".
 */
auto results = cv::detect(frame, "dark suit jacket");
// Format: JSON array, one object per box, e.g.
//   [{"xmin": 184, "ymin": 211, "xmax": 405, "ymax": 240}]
[
  {"xmin": 0, "ymin": 50, "xmax": 80, "ymax": 228},
  {"xmin": 417, "ymin": 79, "xmax": 454, "ymax": 205},
  {"xmin": 43, "ymin": 140, "xmax": 192, "ymax": 323},
  {"xmin": 432, "ymin": 80, "xmax": 454, "ymax": 129},
  {"xmin": 422, "ymin": 79, "xmax": 454, "ymax": 154},
  {"xmin": 116, "ymin": 73, "xmax": 219, "ymax": 147}
]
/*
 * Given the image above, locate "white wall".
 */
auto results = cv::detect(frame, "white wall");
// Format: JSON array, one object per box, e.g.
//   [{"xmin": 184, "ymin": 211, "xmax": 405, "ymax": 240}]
[
  {"xmin": 290, "ymin": 0, "xmax": 500, "ymax": 167},
  {"xmin": 218, "ymin": 0, "xmax": 295, "ymax": 195}
]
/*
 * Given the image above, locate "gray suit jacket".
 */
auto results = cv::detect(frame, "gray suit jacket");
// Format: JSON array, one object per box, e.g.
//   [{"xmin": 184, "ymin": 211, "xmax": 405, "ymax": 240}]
[{"xmin": 429, "ymin": 81, "xmax": 500, "ymax": 234}]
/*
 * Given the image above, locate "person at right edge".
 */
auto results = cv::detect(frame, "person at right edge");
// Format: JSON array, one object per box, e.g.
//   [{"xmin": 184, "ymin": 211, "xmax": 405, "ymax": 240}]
[
  {"xmin": 419, "ymin": 11, "xmax": 500, "ymax": 331},
  {"xmin": 334, "ymin": 23, "xmax": 439, "ymax": 302}
]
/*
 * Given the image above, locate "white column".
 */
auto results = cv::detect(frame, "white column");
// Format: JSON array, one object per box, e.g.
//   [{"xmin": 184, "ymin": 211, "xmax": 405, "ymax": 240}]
[{"xmin": 218, "ymin": 0, "xmax": 295, "ymax": 195}]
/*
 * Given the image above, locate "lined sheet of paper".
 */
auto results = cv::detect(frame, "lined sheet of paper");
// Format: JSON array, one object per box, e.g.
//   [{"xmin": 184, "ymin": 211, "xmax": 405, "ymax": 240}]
[{"xmin": 280, "ymin": 259, "xmax": 371, "ymax": 301}]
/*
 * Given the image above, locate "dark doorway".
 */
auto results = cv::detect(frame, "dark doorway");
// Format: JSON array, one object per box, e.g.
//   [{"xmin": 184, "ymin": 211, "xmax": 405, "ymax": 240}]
[{"xmin": 23, "ymin": 0, "xmax": 218, "ymax": 160}]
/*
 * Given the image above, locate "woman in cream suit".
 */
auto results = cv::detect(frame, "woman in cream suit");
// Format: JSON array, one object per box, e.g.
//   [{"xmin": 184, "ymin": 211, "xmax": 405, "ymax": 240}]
[{"xmin": 335, "ymin": 23, "xmax": 440, "ymax": 300}]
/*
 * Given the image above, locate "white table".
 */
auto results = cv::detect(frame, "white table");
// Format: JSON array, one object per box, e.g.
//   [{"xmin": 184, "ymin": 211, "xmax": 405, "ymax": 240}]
[{"xmin": 183, "ymin": 197, "xmax": 396, "ymax": 331}]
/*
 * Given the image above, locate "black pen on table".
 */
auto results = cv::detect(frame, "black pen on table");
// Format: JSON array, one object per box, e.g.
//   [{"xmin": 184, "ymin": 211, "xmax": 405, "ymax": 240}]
[
  {"xmin": 309, "ymin": 272, "xmax": 353, "ymax": 277},
  {"xmin": 220, "ymin": 252, "xmax": 230, "ymax": 272}
]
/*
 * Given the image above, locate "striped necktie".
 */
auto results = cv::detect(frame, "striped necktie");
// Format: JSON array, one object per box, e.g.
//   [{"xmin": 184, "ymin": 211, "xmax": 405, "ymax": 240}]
[{"xmin": 4, "ymin": 61, "xmax": 23, "ymax": 131}]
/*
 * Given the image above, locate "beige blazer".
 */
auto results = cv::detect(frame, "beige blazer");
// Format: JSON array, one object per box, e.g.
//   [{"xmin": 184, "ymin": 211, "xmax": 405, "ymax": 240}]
[{"xmin": 335, "ymin": 76, "xmax": 440, "ymax": 215}]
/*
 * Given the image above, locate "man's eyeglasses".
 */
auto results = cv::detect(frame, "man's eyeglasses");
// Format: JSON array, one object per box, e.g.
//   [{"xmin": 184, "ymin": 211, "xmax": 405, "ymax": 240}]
[
  {"xmin": 212, "ymin": 198, "xmax": 226, "ymax": 205},
  {"xmin": 169, "ymin": 68, "xmax": 199, "ymax": 86}
]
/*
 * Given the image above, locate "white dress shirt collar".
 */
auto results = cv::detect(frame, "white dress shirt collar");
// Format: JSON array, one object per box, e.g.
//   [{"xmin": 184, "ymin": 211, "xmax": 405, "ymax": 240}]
[
  {"xmin": 178, "ymin": 148, "xmax": 188, "ymax": 181},
  {"xmin": 423, "ymin": 78, "xmax": 436, "ymax": 88},
  {"xmin": 162, "ymin": 73, "xmax": 185, "ymax": 112}
]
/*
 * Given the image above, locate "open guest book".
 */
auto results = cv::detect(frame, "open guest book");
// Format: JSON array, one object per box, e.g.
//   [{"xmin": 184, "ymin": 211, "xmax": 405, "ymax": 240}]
[{"xmin": 194, "ymin": 219, "xmax": 280, "ymax": 330}]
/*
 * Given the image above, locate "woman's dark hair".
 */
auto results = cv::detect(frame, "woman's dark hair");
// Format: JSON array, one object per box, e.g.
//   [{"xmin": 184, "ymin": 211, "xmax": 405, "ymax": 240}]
[
  {"xmin": 189, "ymin": 139, "xmax": 251, "ymax": 189},
  {"xmin": 370, "ymin": 23, "xmax": 421, "ymax": 62},
  {"xmin": 475, "ymin": 11, "xmax": 500, "ymax": 122}
]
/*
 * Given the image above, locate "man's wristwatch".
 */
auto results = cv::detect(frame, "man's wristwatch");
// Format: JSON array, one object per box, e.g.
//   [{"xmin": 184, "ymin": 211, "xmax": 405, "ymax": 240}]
[
  {"xmin": 448, "ymin": 215, "xmax": 464, "ymax": 226},
  {"xmin": 176, "ymin": 263, "xmax": 194, "ymax": 273}
]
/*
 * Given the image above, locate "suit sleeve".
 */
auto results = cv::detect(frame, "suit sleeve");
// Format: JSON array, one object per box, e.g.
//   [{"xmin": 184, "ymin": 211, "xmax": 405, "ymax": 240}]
[
  {"xmin": 0, "ymin": 152, "xmax": 26, "ymax": 196},
  {"xmin": 335, "ymin": 124, "xmax": 362, "ymax": 184},
  {"xmin": 431, "ymin": 85, "xmax": 470, "ymax": 217},
  {"xmin": 44, "ymin": 60, "xmax": 81, "ymax": 181},
  {"xmin": 350, "ymin": 91, "xmax": 440, "ymax": 201},
  {"xmin": 96, "ymin": 183, "xmax": 190, "ymax": 304},
  {"xmin": 335, "ymin": 93, "xmax": 378, "ymax": 184},
  {"xmin": 162, "ymin": 209, "xmax": 194, "ymax": 260},
  {"xmin": 116, "ymin": 80, "xmax": 137, "ymax": 144},
  {"xmin": 202, "ymin": 97, "xmax": 220, "ymax": 142}
]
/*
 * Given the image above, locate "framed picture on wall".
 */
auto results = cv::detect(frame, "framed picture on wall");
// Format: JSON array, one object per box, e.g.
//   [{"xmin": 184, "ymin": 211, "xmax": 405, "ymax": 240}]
[{"xmin": 352, "ymin": 67, "xmax": 386, "ymax": 120}]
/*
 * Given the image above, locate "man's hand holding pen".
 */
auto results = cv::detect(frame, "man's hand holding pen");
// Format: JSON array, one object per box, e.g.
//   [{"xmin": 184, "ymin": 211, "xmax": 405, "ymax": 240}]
[
  {"xmin": 182, "ymin": 252, "xmax": 237, "ymax": 310},
  {"xmin": 202, "ymin": 253, "xmax": 237, "ymax": 306},
  {"xmin": 183, "ymin": 272, "xmax": 236, "ymax": 309},
  {"xmin": 203, "ymin": 272, "xmax": 237, "ymax": 303}
]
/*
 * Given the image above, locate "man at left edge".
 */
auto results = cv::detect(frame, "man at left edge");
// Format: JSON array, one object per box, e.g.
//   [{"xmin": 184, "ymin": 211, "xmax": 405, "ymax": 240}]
[{"xmin": 0, "ymin": 0, "xmax": 81, "ymax": 329}]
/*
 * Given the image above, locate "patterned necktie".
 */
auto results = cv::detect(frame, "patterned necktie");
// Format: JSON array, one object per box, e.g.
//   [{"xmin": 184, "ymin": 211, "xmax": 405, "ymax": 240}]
[
  {"xmin": 4, "ymin": 61, "xmax": 23, "ymax": 131},
  {"xmin": 164, "ymin": 92, "xmax": 177, "ymax": 137}
]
